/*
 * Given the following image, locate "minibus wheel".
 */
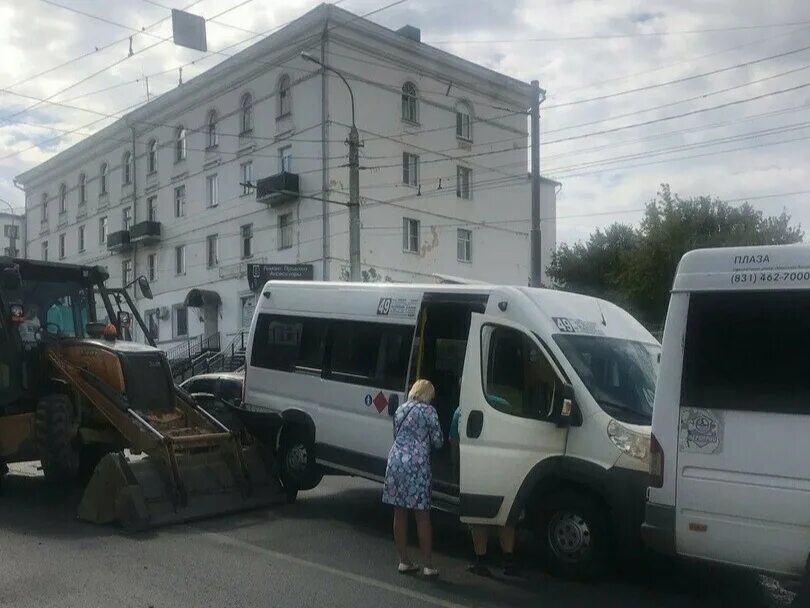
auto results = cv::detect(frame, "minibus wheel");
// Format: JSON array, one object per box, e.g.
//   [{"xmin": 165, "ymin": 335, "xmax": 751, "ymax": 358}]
[
  {"xmin": 536, "ymin": 491, "xmax": 609, "ymax": 579},
  {"xmin": 279, "ymin": 428, "xmax": 322, "ymax": 496}
]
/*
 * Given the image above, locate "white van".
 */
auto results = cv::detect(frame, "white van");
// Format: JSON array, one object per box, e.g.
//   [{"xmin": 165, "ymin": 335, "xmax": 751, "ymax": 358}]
[
  {"xmin": 643, "ymin": 244, "xmax": 810, "ymax": 585},
  {"xmin": 242, "ymin": 282, "xmax": 659, "ymax": 577}
]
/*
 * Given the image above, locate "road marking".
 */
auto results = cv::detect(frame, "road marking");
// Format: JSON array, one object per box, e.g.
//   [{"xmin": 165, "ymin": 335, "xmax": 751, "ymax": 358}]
[{"xmin": 198, "ymin": 529, "xmax": 472, "ymax": 608}]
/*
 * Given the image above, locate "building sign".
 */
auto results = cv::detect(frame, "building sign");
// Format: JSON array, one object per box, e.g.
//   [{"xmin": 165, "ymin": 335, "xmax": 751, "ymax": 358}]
[{"xmin": 248, "ymin": 263, "xmax": 314, "ymax": 291}]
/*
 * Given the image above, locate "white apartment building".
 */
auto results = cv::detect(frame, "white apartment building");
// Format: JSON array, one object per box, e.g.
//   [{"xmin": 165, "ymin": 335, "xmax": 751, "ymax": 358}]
[
  {"xmin": 0, "ymin": 212, "xmax": 23, "ymax": 258},
  {"xmin": 16, "ymin": 4, "xmax": 557, "ymax": 349}
]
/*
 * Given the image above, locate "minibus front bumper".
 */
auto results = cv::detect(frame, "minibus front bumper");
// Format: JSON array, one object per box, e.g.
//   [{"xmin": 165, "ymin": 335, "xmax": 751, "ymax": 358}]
[{"xmin": 641, "ymin": 502, "xmax": 676, "ymax": 555}]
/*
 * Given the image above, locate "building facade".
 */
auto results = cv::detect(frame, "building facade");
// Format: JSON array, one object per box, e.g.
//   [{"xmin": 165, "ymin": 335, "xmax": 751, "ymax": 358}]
[
  {"xmin": 16, "ymin": 4, "xmax": 557, "ymax": 349},
  {"xmin": 0, "ymin": 212, "xmax": 23, "ymax": 258}
]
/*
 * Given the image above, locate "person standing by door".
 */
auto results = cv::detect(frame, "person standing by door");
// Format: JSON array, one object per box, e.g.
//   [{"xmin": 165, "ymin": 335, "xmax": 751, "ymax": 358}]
[{"xmin": 382, "ymin": 379, "xmax": 444, "ymax": 578}]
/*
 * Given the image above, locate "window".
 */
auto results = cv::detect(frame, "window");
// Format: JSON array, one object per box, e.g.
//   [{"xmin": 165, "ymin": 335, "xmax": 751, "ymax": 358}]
[
  {"xmin": 251, "ymin": 314, "xmax": 327, "ymax": 374},
  {"xmin": 41, "ymin": 193, "xmax": 48, "ymax": 222},
  {"xmin": 78, "ymin": 225, "xmax": 85, "ymax": 253},
  {"xmin": 147, "ymin": 196, "xmax": 157, "ymax": 222},
  {"xmin": 147, "ymin": 253, "xmax": 157, "ymax": 281},
  {"xmin": 41, "ymin": 240, "xmax": 48, "ymax": 261},
  {"xmin": 100, "ymin": 162, "xmax": 108, "ymax": 194},
  {"xmin": 241, "ymin": 223, "xmax": 253, "ymax": 259},
  {"xmin": 401, "ymin": 82, "xmax": 418, "ymax": 123},
  {"xmin": 122, "ymin": 206, "xmax": 132, "ymax": 230},
  {"xmin": 147, "ymin": 139, "xmax": 158, "ymax": 173},
  {"xmin": 457, "ymin": 228, "xmax": 472, "ymax": 262},
  {"xmin": 402, "ymin": 152, "xmax": 419, "ymax": 186},
  {"xmin": 206, "ymin": 174, "xmax": 218, "ymax": 207},
  {"xmin": 99, "ymin": 216, "xmax": 108, "ymax": 244},
  {"xmin": 240, "ymin": 93, "xmax": 253, "ymax": 134},
  {"xmin": 78, "ymin": 173, "xmax": 86, "ymax": 205},
  {"xmin": 206, "ymin": 234, "xmax": 218, "ymax": 268},
  {"xmin": 122, "ymin": 259, "xmax": 132, "ymax": 286},
  {"xmin": 146, "ymin": 309, "xmax": 160, "ymax": 341},
  {"xmin": 277, "ymin": 74, "xmax": 291, "ymax": 118},
  {"xmin": 206, "ymin": 110, "xmax": 218, "ymax": 148},
  {"xmin": 174, "ymin": 185, "xmax": 186, "ymax": 218},
  {"xmin": 123, "ymin": 150, "xmax": 132, "ymax": 184},
  {"xmin": 681, "ymin": 291, "xmax": 810, "ymax": 415},
  {"xmin": 457, "ymin": 166, "xmax": 472, "ymax": 199},
  {"xmin": 240, "ymin": 161, "xmax": 254, "ymax": 195},
  {"xmin": 58, "ymin": 233, "xmax": 66, "ymax": 259},
  {"xmin": 4, "ymin": 225, "xmax": 18, "ymax": 238},
  {"xmin": 482, "ymin": 324, "xmax": 558, "ymax": 420},
  {"xmin": 279, "ymin": 213, "xmax": 293, "ymax": 250},
  {"xmin": 174, "ymin": 305, "xmax": 188, "ymax": 337},
  {"xmin": 456, "ymin": 103, "xmax": 472, "ymax": 141},
  {"xmin": 279, "ymin": 146, "xmax": 293, "ymax": 173},
  {"xmin": 240, "ymin": 295, "xmax": 256, "ymax": 328},
  {"xmin": 59, "ymin": 183, "xmax": 67, "ymax": 214},
  {"xmin": 175, "ymin": 245, "xmax": 186, "ymax": 275},
  {"xmin": 327, "ymin": 320, "xmax": 413, "ymax": 390},
  {"xmin": 403, "ymin": 217, "xmax": 419, "ymax": 253},
  {"xmin": 175, "ymin": 126, "xmax": 186, "ymax": 162}
]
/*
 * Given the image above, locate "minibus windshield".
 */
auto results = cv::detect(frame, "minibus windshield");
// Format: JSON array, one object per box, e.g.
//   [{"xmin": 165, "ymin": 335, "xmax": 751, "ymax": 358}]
[{"xmin": 553, "ymin": 334, "xmax": 659, "ymax": 424}]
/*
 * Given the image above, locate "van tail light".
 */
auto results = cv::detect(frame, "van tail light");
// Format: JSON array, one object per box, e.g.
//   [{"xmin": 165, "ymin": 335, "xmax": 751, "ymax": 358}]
[{"xmin": 649, "ymin": 432, "xmax": 664, "ymax": 488}]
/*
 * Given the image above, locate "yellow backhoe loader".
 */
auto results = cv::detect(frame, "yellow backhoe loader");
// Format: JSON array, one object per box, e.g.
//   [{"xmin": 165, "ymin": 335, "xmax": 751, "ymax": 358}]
[{"xmin": 0, "ymin": 257, "xmax": 283, "ymax": 529}]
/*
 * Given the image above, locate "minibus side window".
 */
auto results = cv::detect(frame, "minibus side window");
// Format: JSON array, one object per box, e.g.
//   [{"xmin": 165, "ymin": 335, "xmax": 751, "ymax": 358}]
[
  {"xmin": 251, "ymin": 314, "xmax": 326, "ymax": 374},
  {"xmin": 482, "ymin": 325, "xmax": 557, "ymax": 421},
  {"xmin": 682, "ymin": 291, "xmax": 810, "ymax": 414}
]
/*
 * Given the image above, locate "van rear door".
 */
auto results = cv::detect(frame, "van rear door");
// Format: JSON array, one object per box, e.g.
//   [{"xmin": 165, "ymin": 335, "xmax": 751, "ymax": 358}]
[
  {"xmin": 676, "ymin": 290, "xmax": 810, "ymax": 576},
  {"xmin": 458, "ymin": 313, "xmax": 569, "ymax": 525}
]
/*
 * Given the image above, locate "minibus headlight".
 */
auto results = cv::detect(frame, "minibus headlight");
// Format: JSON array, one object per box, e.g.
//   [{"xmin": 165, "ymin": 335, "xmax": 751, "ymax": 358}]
[{"xmin": 607, "ymin": 420, "xmax": 650, "ymax": 464}]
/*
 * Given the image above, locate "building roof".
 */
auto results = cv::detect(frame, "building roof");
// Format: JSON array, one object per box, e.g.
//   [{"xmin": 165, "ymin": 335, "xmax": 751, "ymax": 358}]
[{"xmin": 16, "ymin": 3, "xmax": 539, "ymax": 187}]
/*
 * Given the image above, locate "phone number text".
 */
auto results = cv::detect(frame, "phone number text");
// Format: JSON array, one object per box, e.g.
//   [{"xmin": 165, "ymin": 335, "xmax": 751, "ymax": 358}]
[{"xmin": 731, "ymin": 271, "xmax": 810, "ymax": 285}]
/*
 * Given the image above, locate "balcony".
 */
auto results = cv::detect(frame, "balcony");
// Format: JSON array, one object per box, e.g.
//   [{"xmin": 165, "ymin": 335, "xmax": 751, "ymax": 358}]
[
  {"xmin": 130, "ymin": 220, "xmax": 161, "ymax": 244},
  {"xmin": 256, "ymin": 171, "xmax": 299, "ymax": 207},
  {"xmin": 107, "ymin": 230, "xmax": 131, "ymax": 252}
]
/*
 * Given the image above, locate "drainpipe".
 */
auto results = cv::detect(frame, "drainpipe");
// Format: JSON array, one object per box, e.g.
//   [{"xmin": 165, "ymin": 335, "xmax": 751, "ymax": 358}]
[
  {"xmin": 12, "ymin": 178, "xmax": 26, "ymax": 258},
  {"xmin": 320, "ymin": 21, "xmax": 330, "ymax": 280},
  {"xmin": 130, "ymin": 125, "xmax": 139, "ymax": 305}
]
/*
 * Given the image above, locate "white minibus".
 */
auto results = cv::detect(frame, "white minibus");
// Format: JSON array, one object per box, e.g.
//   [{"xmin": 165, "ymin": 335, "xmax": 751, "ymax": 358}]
[
  {"xmin": 242, "ymin": 282, "xmax": 659, "ymax": 577},
  {"xmin": 643, "ymin": 244, "xmax": 810, "ymax": 593}
]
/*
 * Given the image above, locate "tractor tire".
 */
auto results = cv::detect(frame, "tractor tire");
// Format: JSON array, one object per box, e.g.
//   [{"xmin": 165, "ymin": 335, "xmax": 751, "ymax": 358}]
[
  {"xmin": 35, "ymin": 393, "xmax": 80, "ymax": 483},
  {"xmin": 279, "ymin": 427, "xmax": 322, "ymax": 496}
]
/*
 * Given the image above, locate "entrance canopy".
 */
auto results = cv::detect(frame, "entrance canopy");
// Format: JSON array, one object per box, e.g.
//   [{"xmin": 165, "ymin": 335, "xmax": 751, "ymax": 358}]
[{"xmin": 184, "ymin": 289, "xmax": 221, "ymax": 309}]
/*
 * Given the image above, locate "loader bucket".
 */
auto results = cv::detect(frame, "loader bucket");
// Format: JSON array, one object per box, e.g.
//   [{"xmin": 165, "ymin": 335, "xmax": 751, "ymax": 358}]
[{"xmin": 78, "ymin": 446, "xmax": 284, "ymax": 531}]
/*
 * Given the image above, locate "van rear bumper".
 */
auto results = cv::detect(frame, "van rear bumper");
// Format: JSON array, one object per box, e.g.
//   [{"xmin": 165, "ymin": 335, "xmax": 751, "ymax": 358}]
[{"xmin": 641, "ymin": 502, "xmax": 676, "ymax": 556}]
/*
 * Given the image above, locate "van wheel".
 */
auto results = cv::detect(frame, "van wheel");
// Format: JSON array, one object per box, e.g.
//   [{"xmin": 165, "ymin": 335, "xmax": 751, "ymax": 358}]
[
  {"xmin": 279, "ymin": 429, "xmax": 322, "ymax": 493},
  {"xmin": 35, "ymin": 394, "xmax": 80, "ymax": 483},
  {"xmin": 535, "ymin": 492, "xmax": 610, "ymax": 580}
]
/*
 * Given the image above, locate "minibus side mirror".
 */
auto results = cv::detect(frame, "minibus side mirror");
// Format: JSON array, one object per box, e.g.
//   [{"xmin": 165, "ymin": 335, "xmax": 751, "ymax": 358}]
[
  {"xmin": 549, "ymin": 383, "xmax": 583, "ymax": 427},
  {"xmin": 1, "ymin": 266, "xmax": 21, "ymax": 290}
]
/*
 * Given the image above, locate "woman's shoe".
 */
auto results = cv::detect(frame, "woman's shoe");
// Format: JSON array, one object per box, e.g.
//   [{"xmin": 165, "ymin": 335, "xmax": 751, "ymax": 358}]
[
  {"xmin": 422, "ymin": 567, "xmax": 439, "ymax": 578},
  {"xmin": 466, "ymin": 563, "xmax": 492, "ymax": 577},
  {"xmin": 397, "ymin": 562, "xmax": 419, "ymax": 575}
]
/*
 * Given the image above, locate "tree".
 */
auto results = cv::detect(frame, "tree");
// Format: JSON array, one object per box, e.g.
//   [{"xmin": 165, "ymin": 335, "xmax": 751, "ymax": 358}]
[{"xmin": 547, "ymin": 185, "xmax": 804, "ymax": 326}]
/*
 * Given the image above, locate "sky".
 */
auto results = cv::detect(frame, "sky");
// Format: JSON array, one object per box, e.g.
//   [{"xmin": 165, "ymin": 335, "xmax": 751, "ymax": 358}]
[{"xmin": 1, "ymin": 0, "xmax": 810, "ymax": 247}]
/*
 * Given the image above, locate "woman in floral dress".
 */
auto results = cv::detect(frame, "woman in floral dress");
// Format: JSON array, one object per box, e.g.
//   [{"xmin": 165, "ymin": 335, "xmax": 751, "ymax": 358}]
[{"xmin": 382, "ymin": 379, "xmax": 444, "ymax": 577}]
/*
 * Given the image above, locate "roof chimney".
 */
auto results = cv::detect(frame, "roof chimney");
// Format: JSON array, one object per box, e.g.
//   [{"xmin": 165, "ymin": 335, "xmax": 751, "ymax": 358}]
[{"xmin": 396, "ymin": 25, "xmax": 421, "ymax": 42}]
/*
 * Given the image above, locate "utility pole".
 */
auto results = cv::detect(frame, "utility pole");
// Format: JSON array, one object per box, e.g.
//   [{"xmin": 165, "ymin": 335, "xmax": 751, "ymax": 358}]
[
  {"xmin": 302, "ymin": 52, "xmax": 361, "ymax": 282},
  {"xmin": 530, "ymin": 79, "xmax": 542, "ymax": 288}
]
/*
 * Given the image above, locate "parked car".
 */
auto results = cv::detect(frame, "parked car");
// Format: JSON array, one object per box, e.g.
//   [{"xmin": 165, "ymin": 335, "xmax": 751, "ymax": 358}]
[
  {"xmin": 643, "ymin": 244, "xmax": 810, "ymax": 601},
  {"xmin": 240, "ymin": 281, "xmax": 660, "ymax": 578},
  {"xmin": 180, "ymin": 371, "xmax": 244, "ymax": 430}
]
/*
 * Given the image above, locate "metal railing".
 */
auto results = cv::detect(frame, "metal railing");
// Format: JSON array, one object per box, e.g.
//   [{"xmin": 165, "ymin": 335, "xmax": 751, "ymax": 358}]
[{"xmin": 169, "ymin": 331, "xmax": 246, "ymax": 381}]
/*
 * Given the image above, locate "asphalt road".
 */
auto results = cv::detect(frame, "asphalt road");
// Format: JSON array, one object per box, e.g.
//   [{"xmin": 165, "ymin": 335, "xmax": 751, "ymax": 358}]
[{"xmin": 0, "ymin": 464, "xmax": 797, "ymax": 608}]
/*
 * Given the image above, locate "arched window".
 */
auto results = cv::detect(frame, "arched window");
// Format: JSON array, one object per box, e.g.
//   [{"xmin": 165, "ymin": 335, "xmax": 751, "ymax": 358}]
[
  {"xmin": 175, "ymin": 126, "xmax": 186, "ymax": 162},
  {"xmin": 240, "ymin": 93, "xmax": 253, "ymax": 134},
  {"xmin": 100, "ymin": 162, "xmax": 108, "ymax": 194},
  {"xmin": 147, "ymin": 139, "xmax": 157, "ymax": 173},
  {"xmin": 122, "ymin": 150, "xmax": 132, "ymax": 184},
  {"xmin": 401, "ymin": 81, "xmax": 418, "ymax": 123},
  {"xmin": 455, "ymin": 101, "xmax": 473, "ymax": 141},
  {"xmin": 78, "ymin": 173, "xmax": 86, "ymax": 205},
  {"xmin": 206, "ymin": 110, "xmax": 218, "ymax": 148},
  {"xmin": 277, "ymin": 75, "xmax": 291, "ymax": 118},
  {"xmin": 59, "ymin": 183, "xmax": 67, "ymax": 213}
]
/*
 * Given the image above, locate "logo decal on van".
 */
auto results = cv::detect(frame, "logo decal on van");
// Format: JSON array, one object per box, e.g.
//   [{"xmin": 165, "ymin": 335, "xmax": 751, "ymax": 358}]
[
  {"xmin": 364, "ymin": 392, "xmax": 389, "ymax": 414},
  {"xmin": 679, "ymin": 408, "xmax": 723, "ymax": 454}
]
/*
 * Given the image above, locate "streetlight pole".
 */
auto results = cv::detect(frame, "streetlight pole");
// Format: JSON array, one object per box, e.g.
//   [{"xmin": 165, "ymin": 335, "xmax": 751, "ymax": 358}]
[{"xmin": 301, "ymin": 52, "xmax": 361, "ymax": 282}]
